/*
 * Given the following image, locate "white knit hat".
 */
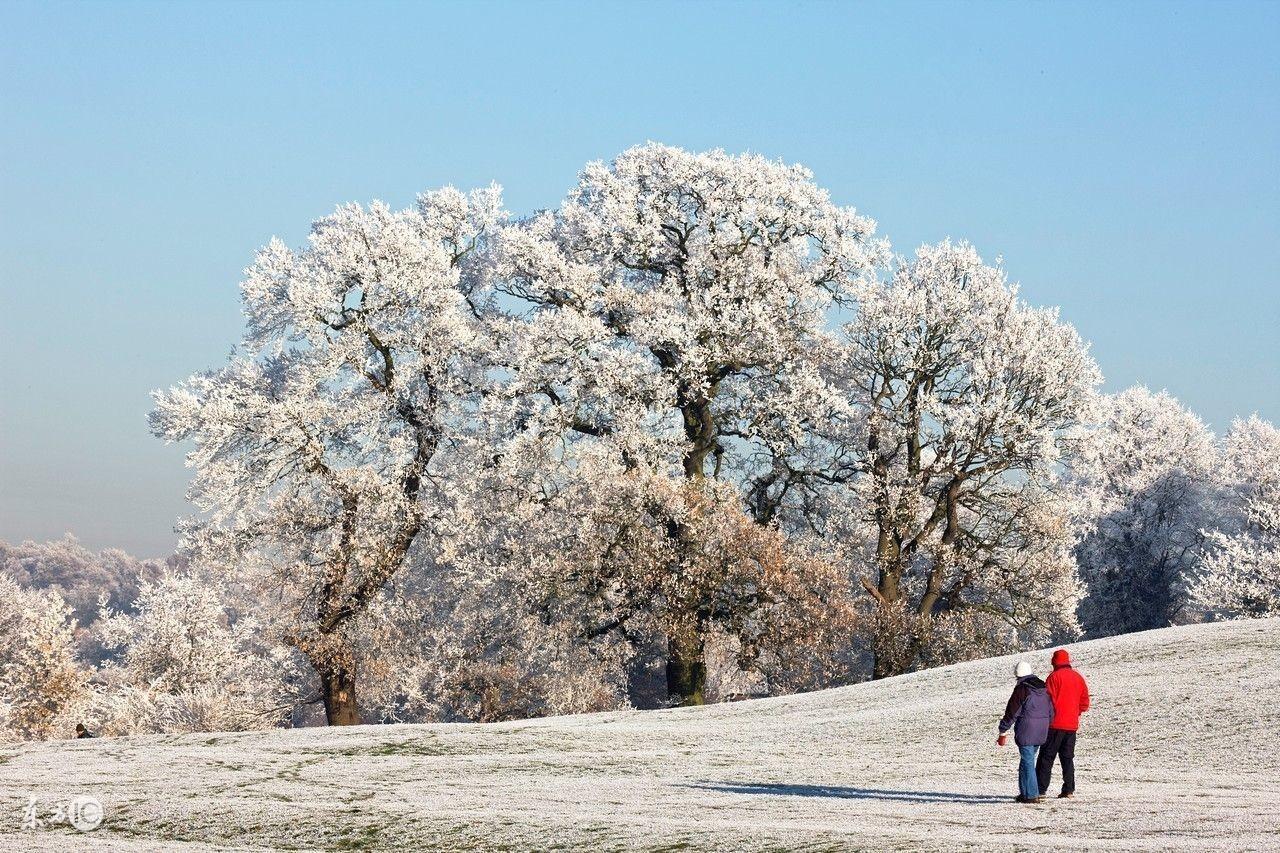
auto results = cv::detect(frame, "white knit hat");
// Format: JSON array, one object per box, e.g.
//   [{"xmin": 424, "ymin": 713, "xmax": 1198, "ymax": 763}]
[{"xmin": 1014, "ymin": 661, "xmax": 1032, "ymax": 678}]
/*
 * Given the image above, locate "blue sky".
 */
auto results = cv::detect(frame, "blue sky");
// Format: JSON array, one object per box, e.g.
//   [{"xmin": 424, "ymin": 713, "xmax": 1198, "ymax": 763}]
[{"xmin": 2, "ymin": 0, "xmax": 1277, "ymax": 556}]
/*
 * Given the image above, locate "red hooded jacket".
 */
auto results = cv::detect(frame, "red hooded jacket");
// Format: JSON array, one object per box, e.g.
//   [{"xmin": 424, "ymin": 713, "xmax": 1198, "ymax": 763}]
[{"xmin": 1045, "ymin": 649, "xmax": 1090, "ymax": 731}]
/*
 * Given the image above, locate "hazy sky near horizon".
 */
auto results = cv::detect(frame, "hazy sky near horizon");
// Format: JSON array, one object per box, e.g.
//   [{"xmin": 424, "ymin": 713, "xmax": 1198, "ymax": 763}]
[{"xmin": 2, "ymin": 0, "xmax": 1277, "ymax": 557}]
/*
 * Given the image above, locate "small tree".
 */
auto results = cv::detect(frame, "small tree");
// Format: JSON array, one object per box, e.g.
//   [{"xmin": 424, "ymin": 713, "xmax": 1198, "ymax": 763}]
[
  {"xmin": 1070, "ymin": 386, "xmax": 1219, "ymax": 635},
  {"xmin": 90, "ymin": 570, "xmax": 298, "ymax": 734},
  {"xmin": 0, "ymin": 577, "xmax": 88, "ymax": 742},
  {"xmin": 152, "ymin": 187, "xmax": 502, "ymax": 724},
  {"xmin": 1196, "ymin": 415, "xmax": 1280, "ymax": 618}
]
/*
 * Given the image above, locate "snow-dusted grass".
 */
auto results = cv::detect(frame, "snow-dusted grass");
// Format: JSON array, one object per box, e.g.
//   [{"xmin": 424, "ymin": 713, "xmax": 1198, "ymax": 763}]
[{"xmin": 3, "ymin": 618, "xmax": 1278, "ymax": 851}]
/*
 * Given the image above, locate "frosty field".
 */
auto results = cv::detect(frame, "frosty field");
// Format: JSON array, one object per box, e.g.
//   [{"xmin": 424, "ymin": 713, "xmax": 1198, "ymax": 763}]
[{"xmin": 3, "ymin": 617, "xmax": 1277, "ymax": 852}]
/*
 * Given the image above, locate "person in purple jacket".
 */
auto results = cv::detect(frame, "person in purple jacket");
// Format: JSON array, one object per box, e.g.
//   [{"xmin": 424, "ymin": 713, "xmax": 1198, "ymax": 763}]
[{"xmin": 997, "ymin": 660, "xmax": 1055, "ymax": 804}]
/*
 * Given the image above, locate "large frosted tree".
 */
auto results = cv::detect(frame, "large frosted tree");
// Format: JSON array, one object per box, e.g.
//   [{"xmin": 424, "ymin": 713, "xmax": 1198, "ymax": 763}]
[
  {"xmin": 837, "ymin": 241, "xmax": 1100, "ymax": 677},
  {"xmin": 488, "ymin": 144, "xmax": 886, "ymax": 702},
  {"xmin": 152, "ymin": 187, "xmax": 503, "ymax": 725}
]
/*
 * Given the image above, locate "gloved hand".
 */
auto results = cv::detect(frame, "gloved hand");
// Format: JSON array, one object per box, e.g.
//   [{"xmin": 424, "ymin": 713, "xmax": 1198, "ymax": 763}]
[{"xmin": 997, "ymin": 734, "xmax": 1008, "ymax": 747}]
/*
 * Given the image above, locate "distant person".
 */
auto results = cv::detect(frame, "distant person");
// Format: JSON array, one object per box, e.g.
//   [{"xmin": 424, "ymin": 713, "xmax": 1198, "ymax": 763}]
[
  {"xmin": 1037, "ymin": 648, "xmax": 1090, "ymax": 799},
  {"xmin": 75, "ymin": 723, "xmax": 96, "ymax": 739},
  {"xmin": 997, "ymin": 660, "xmax": 1055, "ymax": 804}
]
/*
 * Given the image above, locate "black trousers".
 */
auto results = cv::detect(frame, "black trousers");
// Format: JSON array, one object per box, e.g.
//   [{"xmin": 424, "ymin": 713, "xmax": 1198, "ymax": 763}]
[{"xmin": 1036, "ymin": 727, "xmax": 1077, "ymax": 795}]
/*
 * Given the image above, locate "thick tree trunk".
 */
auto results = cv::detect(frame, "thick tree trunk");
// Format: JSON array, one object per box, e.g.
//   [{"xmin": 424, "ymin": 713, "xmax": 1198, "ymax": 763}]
[
  {"xmin": 319, "ymin": 661, "xmax": 361, "ymax": 726},
  {"xmin": 869, "ymin": 581, "xmax": 907, "ymax": 680},
  {"xmin": 870, "ymin": 609, "xmax": 907, "ymax": 680},
  {"xmin": 625, "ymin": 641, "xmax": 669, "ymax": 709},
  {"xmin": 291, "ymin": 629, "xmax": 363, "ymax": 726},
  {"xmin": 666, "ymin": 641, "xmax": 706, "ymax": 706}
]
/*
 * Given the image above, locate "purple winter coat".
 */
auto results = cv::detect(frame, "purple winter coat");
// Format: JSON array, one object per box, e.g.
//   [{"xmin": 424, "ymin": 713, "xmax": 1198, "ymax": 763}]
[{"xmin": 998, "ymin": 675, "xmax": 1054, "ymax": 746}]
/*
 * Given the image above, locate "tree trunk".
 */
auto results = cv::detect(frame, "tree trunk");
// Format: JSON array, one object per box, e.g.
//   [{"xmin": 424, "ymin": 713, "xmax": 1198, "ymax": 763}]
[
  {"xmin": 872, "ymin": 649, "xmax": 895, "ymax": 680},
  {"xmin": 320, "ymin": 661, "xmax": 361, "ymax": 726},
  {"xmin": 869, "ymin": 591, "xmax": 908, "ymax": 680},
  {"xmin": 666, "ymin": 641, "xmax": 706, "ymax": 706},
  {"xmin": 625, "ymin": 642, "xmax": 669, "ymax": 709}
]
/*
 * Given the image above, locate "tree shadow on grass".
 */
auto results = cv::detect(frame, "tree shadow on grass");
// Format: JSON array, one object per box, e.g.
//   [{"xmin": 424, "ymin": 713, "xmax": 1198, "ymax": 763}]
[{"xmin": 686, "ymin": 781, "xmax": 1007, "ymax": 805}]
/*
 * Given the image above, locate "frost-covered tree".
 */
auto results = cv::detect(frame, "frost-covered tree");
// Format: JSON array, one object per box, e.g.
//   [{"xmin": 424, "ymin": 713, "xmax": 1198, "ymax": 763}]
[
  {"xmin": 354, "ymin": 576, "xmax": 633, "ymax": 723},
  {"xmin": 1196, "ymin": 415, "xmax": 1280, "ymax": 618},
  {"xmin": 837, "ymin": 241, "xmax": 1100, "ymax": 677},
  {"xmin": 152, "ymin": 187, "xmax": 503, "ymax": 724},
  {"xmin": 0, "ymin": 577, "xmax": 89, "ymax": 742},
  {"xmin": 1070, "ymin": 387, "xmax": 1218, "ymax": 636},
  {"xmin": 89, "ymin": 571, "xmax": 298, "ymax": 734},
  {"xmin": 490, "ymin": 144, "xmax": 885, "ymax": 701},
  {"xmin": 425, "ymin": 439, "xmax": 860, "ymax": 711},
  {"xmin": 509, "ymin": 466, "xmax": 860, "ymax": 701}
]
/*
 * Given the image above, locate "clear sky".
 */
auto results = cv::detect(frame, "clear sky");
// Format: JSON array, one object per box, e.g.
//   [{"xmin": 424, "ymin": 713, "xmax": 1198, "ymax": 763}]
[{"xmin": 2, "ymin": 0, "xmax": 1277, "ymax": 556}]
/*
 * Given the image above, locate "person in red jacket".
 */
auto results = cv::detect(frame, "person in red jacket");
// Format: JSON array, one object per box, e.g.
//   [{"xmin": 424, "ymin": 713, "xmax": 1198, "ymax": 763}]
[{"xmin": 1036, "ymin": 648, "xmax": 1090, "ymax": 798}]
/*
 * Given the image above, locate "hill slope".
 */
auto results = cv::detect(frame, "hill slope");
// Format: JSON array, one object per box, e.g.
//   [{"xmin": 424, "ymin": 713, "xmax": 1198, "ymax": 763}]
[{"xmin": 3, "ymin": 618, "xmax": 1278, "ymax": 851}]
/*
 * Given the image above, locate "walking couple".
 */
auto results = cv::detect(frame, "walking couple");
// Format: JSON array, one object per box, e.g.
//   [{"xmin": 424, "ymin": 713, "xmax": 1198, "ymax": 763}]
[{"xmin": 996, "ymin": 648, "xmax": 1090, "ymax": 804}]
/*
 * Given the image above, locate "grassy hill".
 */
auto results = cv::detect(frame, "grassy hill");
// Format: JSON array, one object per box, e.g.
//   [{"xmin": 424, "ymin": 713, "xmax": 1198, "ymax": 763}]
[{"xmin": 3, "ymin": 617, "xmax": 1278, "ymax": 851}]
